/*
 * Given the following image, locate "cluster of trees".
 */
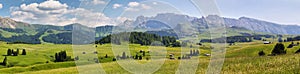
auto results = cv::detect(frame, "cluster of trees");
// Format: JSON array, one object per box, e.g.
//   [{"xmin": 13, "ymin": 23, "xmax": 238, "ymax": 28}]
[
  {"xmin": 43, "ymin": 32, "xmax": 72, "ymax": 44},
  {"xmin": 201, "ymin": 34, "xmax": 276, "ymax": 43},
  {"xmin": 287, "ymin": 42, "xmax": 299, "ymax": 48},
  {"xmin": 201, "ymin": 36, "xmax": 252, "ymax": 43},
  {"xmin": 178, "ymin": 55, "xmax": 191, "ymax": 60},
  {"xmin": 259, "ymin": 43, "xmax": 286, "ymax": 56},
  {"xmin": 96, "ymin": 32, "xmax": 180, "ymax": 47},
  {"xmin": 6, "ymin": 49, "xmax": 26, "ymax": 56},
  {"xmin": 190, "ymin": 50, "xmax": 200, "ymax": 56},
  {"xmin": 176, "ymin": 50, "xmax": 200, "ymax": 60},
  {"xmin": 114, "ymin": 51, "xmax": 150, "ymax": 61},
  {"xmin": 260, "ymin": 42, "xmax": 300, "ymax": 56},
  {"xmin": 54, "ymin": 51, "xmax": 72, "ymax": 62},
  {"xmin": 286, "ymin": 36, "xmax": 300, "ymax": 42},
  {"xmin": 1, "ymin": 49, "xmax": 26, "ymax": 67}
]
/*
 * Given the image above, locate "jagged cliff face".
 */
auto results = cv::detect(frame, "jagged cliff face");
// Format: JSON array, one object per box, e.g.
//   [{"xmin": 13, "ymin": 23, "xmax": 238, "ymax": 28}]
[
  {"xmin": 0, "ymin": 17, "xmax": 30, "ymax": 29},
  {"xmin": 130, "ymin": 13, "xmax": 300, "ymax": 35}
]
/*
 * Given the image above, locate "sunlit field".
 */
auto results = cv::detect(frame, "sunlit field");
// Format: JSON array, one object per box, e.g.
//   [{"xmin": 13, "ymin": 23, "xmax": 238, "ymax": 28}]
[{"xmin": 0, "ymin": 39, "xmax": 299, "ymax": 74}]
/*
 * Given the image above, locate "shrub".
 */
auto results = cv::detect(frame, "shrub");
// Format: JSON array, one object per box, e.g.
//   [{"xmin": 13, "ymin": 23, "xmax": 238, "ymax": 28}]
[
  {"xmin": 271, "ymin": 43, "xmax": 286, "ymax": 55},
  {"xmin": 287, "ymin": 44, "xmax": 294, "ymax": 48},
  {"xmin": 105, "ymin": 54, "xmax": 108, "ymax": 58},
  {"xmin": 112, "ymin": 58, "xmax": 116, "ymax": 61},
  {"xmin": 21, "ymin": 49, "xmax": 26, "ymax": 55},
  {"xmin": 258, "ymin": 51, "xmax": 265, "ymax": 56},
  {"xmin": 2, "ymin": 56, "xmax": 9, "ymax": 66},
  {"xmin": 295, "ymin": 48, "xmax": 300, "ymax": 53}
]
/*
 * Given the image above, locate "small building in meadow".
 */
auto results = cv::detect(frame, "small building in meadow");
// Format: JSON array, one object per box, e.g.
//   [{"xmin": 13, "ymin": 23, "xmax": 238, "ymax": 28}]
[{"xmin": 264, "ymin": 41, "xmax": 271, "ymax": 44}]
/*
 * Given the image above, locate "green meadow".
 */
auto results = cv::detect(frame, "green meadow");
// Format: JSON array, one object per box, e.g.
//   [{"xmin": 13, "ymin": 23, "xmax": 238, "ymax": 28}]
[{"xmin": 0, "ymin": 40, "xmax": 299, "ymax": 74}]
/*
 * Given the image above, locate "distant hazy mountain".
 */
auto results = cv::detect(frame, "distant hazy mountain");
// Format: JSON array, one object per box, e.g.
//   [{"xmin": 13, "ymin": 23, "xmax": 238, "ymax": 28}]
[{"xmin": 129, "ymin": 13, "xmax": 300, "ymax": 35}]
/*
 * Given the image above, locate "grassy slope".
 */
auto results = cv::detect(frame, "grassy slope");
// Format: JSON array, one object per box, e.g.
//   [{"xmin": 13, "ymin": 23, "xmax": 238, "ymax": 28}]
[{"xmin": 0, "ymin": 40, "xmax": 299, "ymax": 74}]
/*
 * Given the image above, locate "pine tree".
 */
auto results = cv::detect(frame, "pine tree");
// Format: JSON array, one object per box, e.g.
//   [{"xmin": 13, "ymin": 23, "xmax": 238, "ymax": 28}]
[
  {"xmin": 134, "ymin": 54, "xmax": 138, "ymax": 59},
  {"xmin": 105, "ymin": 54, "xmax": 108, "ymax": 58},
  {"xmin": 7, "ymin": 49, "xmax": 12, "ymax": 56},
  {"xmin": 142, "ymin": 51, "xmax": 146, "ymax": 56},
  {"xmin": 55, "ymin": 53, "xmax": 59, "ymax": 62},
  {"xmin": 138, "ymin": 56, "xmax": 142, "ymax": 60},
  {"xmin": 122, "ymin": 52, "xmax": 126, "ymax": 59},
  {"xmin": 271, "ymin": 43, "xmax": 286, "ymax": 55},
  {"xmin": 22, "ymin": 49, "xmax": 26, "ymax": 55},
  {"xmin": 16, "ymin": 49, "xmax": 19, "ymax": 55},
  {"xmin": 11, "ymin": 49, "xmax": 16, "ymax": 56}
]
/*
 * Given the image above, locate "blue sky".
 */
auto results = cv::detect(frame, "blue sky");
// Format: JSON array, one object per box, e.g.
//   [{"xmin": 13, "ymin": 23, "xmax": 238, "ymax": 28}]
[{"xmin": 0, "ymin": 0, "xmax": 299, "ymax": 26}]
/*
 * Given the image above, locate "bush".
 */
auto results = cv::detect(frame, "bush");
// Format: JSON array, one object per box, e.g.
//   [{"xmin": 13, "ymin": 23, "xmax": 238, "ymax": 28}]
[
  {"xmin": 112, "ymin": 58, "xmax": 116, "ymax": 61},
  {"xmin": 295, "ymin": 48, "xmax": 300, "ymax": 53},
  {"xmin": 2, "ymin": 57, "xmax": 9, "ymax": 66},
  {"xmin": 22, "ymin": 49, "xmax": 26, "ymax": 55},
  {"xmin": 287, "ymin": 44, "xmax": 294, "ymax": 48},
  {"xmin": 271, "ymin": 43, "xmax": 286, "ymax": 55},
  {"xmin": 105, "ymin": 54, "xmax": 108, "ymax": 58},
  {"xmin": 258, "ymin": 51, "xmax": 265, "ymax": 56}
]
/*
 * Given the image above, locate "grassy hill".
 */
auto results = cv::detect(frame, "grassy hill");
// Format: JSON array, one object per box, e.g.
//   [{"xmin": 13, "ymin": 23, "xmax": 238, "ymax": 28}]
[{"xmin": 0, "ymin": 39, "xmax": 299, "ymax": 73}]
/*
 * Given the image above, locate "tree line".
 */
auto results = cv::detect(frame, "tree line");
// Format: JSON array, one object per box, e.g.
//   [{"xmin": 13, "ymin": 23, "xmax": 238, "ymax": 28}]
[
  {"xmin": 259, "ymin": 42, "xmax": 300, "ymax": 56},
  {"xmin": 1, "ymin": 49, "xmax": 27, "ymax": 67},
  {"xmin": 95, "ymin": 32, "xmax": 180, "ymax": 47}
]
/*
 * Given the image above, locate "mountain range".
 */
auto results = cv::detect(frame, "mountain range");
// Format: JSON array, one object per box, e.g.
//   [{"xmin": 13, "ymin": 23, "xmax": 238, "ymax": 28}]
[{"xmin": 0, "ymin": 13, "xmax": 299, "ymax": 44}]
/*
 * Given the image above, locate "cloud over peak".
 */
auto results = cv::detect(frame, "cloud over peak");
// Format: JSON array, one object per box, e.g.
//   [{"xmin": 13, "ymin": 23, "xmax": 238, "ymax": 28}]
[{"xmin": 10, "ymin": 0, "xmax": 126, "ymax": 27}]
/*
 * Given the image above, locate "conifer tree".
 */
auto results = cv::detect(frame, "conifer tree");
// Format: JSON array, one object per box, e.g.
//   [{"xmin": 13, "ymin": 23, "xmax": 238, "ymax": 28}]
[
  {"xmin": 7, "ymin": 49, "xmax": 12, "ymax": 56},
  {"xmin": 22, "ymin": 49, "xmax": 26, "ymax": 55}
]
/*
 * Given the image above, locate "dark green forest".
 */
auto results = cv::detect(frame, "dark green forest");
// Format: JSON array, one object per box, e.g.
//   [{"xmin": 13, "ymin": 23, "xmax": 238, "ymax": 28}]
[{"xmin": 95, "ymin": 32, "xmax": 179, "ymax": 47}]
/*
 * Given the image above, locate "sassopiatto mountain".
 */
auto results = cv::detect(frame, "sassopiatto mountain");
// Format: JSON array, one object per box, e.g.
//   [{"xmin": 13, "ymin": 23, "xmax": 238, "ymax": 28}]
[{"xmin": 0, "ymin": 13, "xmax": 299, "ymax": 44}]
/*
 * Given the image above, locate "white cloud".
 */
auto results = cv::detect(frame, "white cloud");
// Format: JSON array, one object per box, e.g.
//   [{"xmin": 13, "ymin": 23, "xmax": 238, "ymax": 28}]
[
  {"xmin": 0, "ymin": 4, "xmax": 3, "ymax": 9},
  {"xmin": 92, "ymin": 0, "xmax": 106, "ymax": 5},
  {"xmin": 113, "ymin": 4, "xmax": 122, "ymax": 9},
  {"xmin": 125, "ymin": 2, "xmax": 151, "ymax": 12},
  {"xmin": 128, "ymin": 2, "xmax": 140, "ymax": 7},
  {"xmin": 10, "ymin": 0, "xmax": 123, "ymax": 27},
  {"xmin": 141, "ymin": 4, "xmax": 151, "ymax": 9}
]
